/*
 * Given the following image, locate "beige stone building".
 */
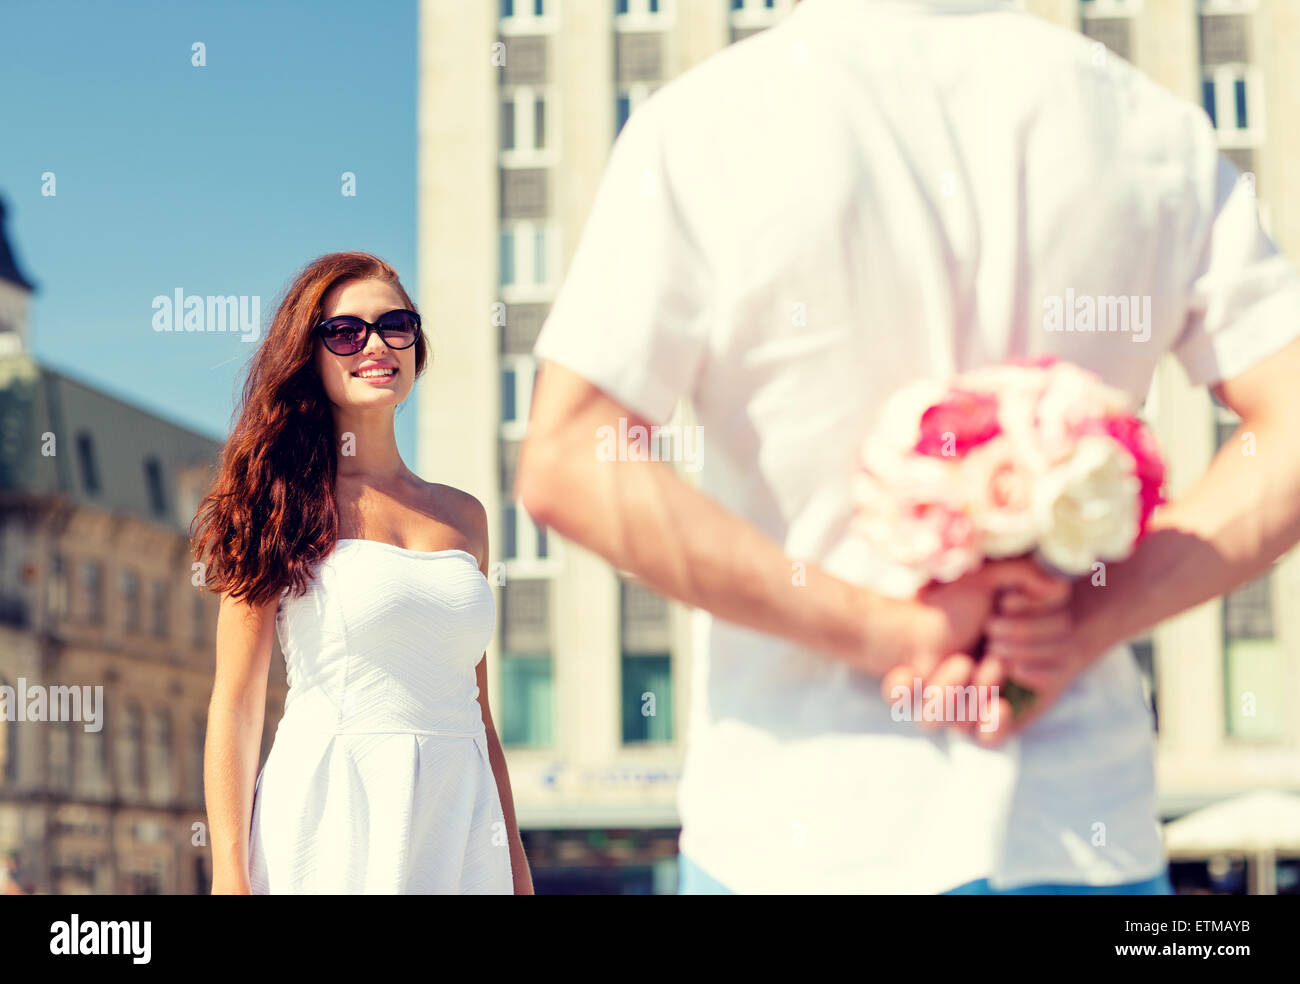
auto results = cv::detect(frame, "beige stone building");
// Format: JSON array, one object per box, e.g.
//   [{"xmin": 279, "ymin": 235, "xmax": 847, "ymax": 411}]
[
  {"xmin": 0, "ymin": 204, "xmax": 286, "ymax": 894},
  {"xmin": 416, "ymin": 0, "xmax": 1298, "ymax": 893}
]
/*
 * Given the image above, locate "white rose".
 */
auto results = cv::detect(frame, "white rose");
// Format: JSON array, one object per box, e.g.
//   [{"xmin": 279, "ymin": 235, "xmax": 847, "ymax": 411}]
[
  {"xmin": 1033, "ymin": 435, "xmax": 1140, "ymax": 575},
  {"xmin": 962, "ymin": 435, "xmax": 1040, "ymax": 558}
]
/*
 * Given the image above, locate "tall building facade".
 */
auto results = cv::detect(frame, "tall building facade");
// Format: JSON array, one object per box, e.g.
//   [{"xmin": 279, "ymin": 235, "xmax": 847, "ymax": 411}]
[
  {"xmin": 0, "ymin": 201, "xmax": 286, "ymax": 894},
  {"xmin": 418, "ymin": 0, "xmax": 1300, "ymax": 893}
]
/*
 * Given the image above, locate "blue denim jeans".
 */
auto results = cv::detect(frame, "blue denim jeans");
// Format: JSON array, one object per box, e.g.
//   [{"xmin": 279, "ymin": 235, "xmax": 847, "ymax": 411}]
[{"xmin": 677, "ymin": 853, "xmax": 1174, "ymax": 894}]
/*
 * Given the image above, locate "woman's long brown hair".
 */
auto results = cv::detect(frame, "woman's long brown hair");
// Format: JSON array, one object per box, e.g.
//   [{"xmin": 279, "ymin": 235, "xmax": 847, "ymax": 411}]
[{"xmin": 189, "ymin": 252, "xmax": 426, "ymax": 607}]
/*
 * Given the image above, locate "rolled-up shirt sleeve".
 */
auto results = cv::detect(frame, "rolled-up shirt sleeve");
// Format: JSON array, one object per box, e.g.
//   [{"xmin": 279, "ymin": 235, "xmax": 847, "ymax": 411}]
[
  {"xmin": 1173, "ymin": 150, "xmax": 1300, "ymax": 387},
  {"xmin": 532, "ymin": 97, "xmax": 712, "ymax": 425}
]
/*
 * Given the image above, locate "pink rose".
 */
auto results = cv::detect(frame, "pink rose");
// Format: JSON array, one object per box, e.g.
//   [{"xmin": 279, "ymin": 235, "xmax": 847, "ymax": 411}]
[
  {"xmin": 851, "ymin": 466, "xmax": 981, "ymax": 585},
  {"xmin": 899, "ymin": 500, "xmax": 981, "ymax": 584},
  {"xmin": 961, "ymin": 436, "xmax": 1040, "ymax": 558},
  {"xmin": 1078, "ymin": 415, "xmax": 1167, "ymax": 536},
  {"xmin": 915, "ymin": 389, "xmax": 1001, "ymax": 458}
]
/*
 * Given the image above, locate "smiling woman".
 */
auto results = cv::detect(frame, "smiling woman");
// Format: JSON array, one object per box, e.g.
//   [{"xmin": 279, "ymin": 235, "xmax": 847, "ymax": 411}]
[{"xmin": 190, "ymin": 252, "xmax": 531, "ymax": 896}]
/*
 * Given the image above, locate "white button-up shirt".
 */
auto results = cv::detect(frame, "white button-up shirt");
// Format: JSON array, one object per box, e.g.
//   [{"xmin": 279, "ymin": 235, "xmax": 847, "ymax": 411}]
[{"xmin": 533, "ymin": 0, "xmax": 1300, "ymax": 891}]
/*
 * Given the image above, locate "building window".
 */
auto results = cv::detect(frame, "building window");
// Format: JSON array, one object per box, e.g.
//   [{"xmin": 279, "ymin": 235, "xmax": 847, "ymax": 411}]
[
  {"xmin": 81, "ymin": 560, "xmax": 104, "ymax": 624},
  {"xmin": 616, "ymin": 0, "xmax": 671, "ymax": 27},
  {"xmin": 146, "ymin": 710, "xmax": 173, "ymax": 804},
  {"xmin": 500, "ymin": 355, "xmax": 538, "ymax": 438},
  {"xmin": 118, "ymin": 703, "xmax": 144, "ymax": 800},
  {"xmin": 533, "ymin": 227, "xmax": 547, "ymax": 284},
  {"xmin": 500, "ymin": 653, "xmax": 554, "ymax": 747},
  {"xmin": 192, "ymin": 715, "xmax": 206, "ymax": 805},
  {"xmin": 192, "ymin": 591, "xmax": 207, "ymax": 649},
  {"xmin": 500, "ymin": 0, "xmax": 556, "ymax": 33},
  {"xmin": 47, "ymin": 552, "xmax": 68, "ymax": 619},
  {"xmin": 621, "ymin": 579, "xmax": 673, "ymax": 743},
  {"xmin": 144, "ymin": 457, "xmax": 167, "ymax": 516},
  {"xmin": 0, "ymin": 676, "xmax": 16, "ymax": 785},
  {"xmin": 615, "ymin": 84, "xmax": 653, "ymax": 136},
  {"xmin": 76, "ymin": 726, "xmax": 110, "ymax": 800},
  {"xmin": 49, "ymin": 719, "xmax": 74, "ymax": 792},
  {"xmin": 501, "ymin": 98, "xmax": 515, "ymax": 151},
  {"xmin": 1202, "ymin": 66, "xmax": 1263, "ymax": 147},
  {"xmin": 75, "ymin": 432, "xmax": 99, "ymax": 494},
  {"xmin": 502, "ymin": 503, "xmax": 518, "ymax": 560},
  {"xmin": 500, "ymin": 229, "xmax": 516, "ymax": 286},
  {"xmin": 501, "ymin": 88, "xmax": 549, "ymax": 155},
  {"xmin": 500, "ymin": 580, "xmax": 553, "ymax": 747},
  {"xmin": 502, "ymin": 367, "xmax": 517, "ymax": 425},
  {"xmin": 622, "ymin": 653, "xmax": 673, "ymax": 743},
  {"xmin": 730, "ymin": 0, "xmax": 791, "ymax": 37},
  {"xmin": 500, "ymin": 221, "xmax": 555, "ymax": 295},
  {"xmin": 121, "ymin": 569, "xmax": 140, "ymax": 633},
  {"xmin": 150, "ymin": 580, "xmax": 169, "ymax": 638},
  {"xmin": 502, "ymin": 501, "xmax": 554, "ymax": 569}
]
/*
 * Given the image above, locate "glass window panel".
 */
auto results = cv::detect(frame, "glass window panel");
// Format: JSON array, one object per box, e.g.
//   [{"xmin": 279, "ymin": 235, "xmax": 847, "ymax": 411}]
[
  {"xmin": 503, "ymin": 504, "xmax": 518, "ymax": 560},
  {"xmin": 622, "ymin": 653, "xmax": 673, "ymax": 743},
  {"xmin": 501, "ymin": 653, "xmax": 553, "ymax": 746},
  {"xmin": 502, "ymin": 367, "xmax": 517, "ymax": 423},
  {"xmin": 1225, "ymin": 639, "xmax": 1284, "ymax": 739},
  {"xmin": 501, "ymin": 99, "xmax": 515, "ymax": 151},
  {"xmin": 500, "ymin": 229, "xmax": 516, "ymax": 285},
  {"xmin": 533, "ymin": 228, "xmax": 547, "ymax": 285}
]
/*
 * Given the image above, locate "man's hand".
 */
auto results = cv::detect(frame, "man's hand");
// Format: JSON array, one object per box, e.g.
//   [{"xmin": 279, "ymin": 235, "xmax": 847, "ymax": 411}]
[
  {"xmin": 904, "ymin": 558, "xmax": 1072, "ymax": 677},
  {"xmin": 878, "ymin": 562, "xmax": 1073, "ymax": 742},
  {"xmin": 978, "ymin": 583, "xmax": 1105, "ymax": 742}
]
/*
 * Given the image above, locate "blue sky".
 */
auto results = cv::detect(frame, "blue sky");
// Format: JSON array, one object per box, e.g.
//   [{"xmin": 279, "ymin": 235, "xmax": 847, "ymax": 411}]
[{"xmin": 0, "ymin": 0, "xmax": 420, "ymax": 458}]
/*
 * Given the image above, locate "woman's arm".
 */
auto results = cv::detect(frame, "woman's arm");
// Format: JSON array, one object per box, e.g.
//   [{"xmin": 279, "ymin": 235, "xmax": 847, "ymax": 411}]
[
  {"xmin": 467, "ymin": 496, "xmax": 533, "ymax": 894},
  {"xmin": 475, "ymin": 657, "xmax": 534, "ymax": 895},
  {"xmin": 205, "ymin": 591, "xmax": 277, "ymax": 894}
]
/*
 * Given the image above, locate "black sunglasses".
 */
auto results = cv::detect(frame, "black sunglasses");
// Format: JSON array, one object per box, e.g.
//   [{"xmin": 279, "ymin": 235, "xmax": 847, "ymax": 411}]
[{"xmin": 315, "ymin": 309, "xmax": 421, "ymax": 356}]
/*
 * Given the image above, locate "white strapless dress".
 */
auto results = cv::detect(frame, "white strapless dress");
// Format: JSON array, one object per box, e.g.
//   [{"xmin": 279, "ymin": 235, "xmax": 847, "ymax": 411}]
[{"xmin": 248, "ymin": 539, "xmax": 513, "ymax": 894}]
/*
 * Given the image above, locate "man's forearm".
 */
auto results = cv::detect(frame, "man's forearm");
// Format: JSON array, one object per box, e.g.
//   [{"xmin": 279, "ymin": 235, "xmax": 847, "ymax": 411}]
[
  {"xmin": 517, "ymin": 408, "xmax": 906, "ymax": 672},
  {"xmin": 1075, "ymin": 406, "xmax": 1300, "ymax": 653}
]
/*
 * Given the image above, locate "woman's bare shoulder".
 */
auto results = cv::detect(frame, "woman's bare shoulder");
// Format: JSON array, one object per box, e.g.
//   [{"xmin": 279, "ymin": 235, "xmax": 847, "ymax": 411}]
[{"xmin": 418, "ymin": 481, "xmax": 488, "ymax": 562}]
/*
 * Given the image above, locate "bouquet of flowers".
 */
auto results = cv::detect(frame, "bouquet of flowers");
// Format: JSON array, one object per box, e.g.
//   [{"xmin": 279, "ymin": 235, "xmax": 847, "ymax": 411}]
[{"xmin": 852, "ymin": 356, "xmax": 1166, "ymax": 716}]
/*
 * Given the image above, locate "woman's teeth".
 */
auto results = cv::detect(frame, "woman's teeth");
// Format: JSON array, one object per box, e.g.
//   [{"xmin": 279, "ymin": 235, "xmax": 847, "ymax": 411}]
[{"xmin": 354, "ymin": 368, "xmax": 395, "ymax": 378}]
